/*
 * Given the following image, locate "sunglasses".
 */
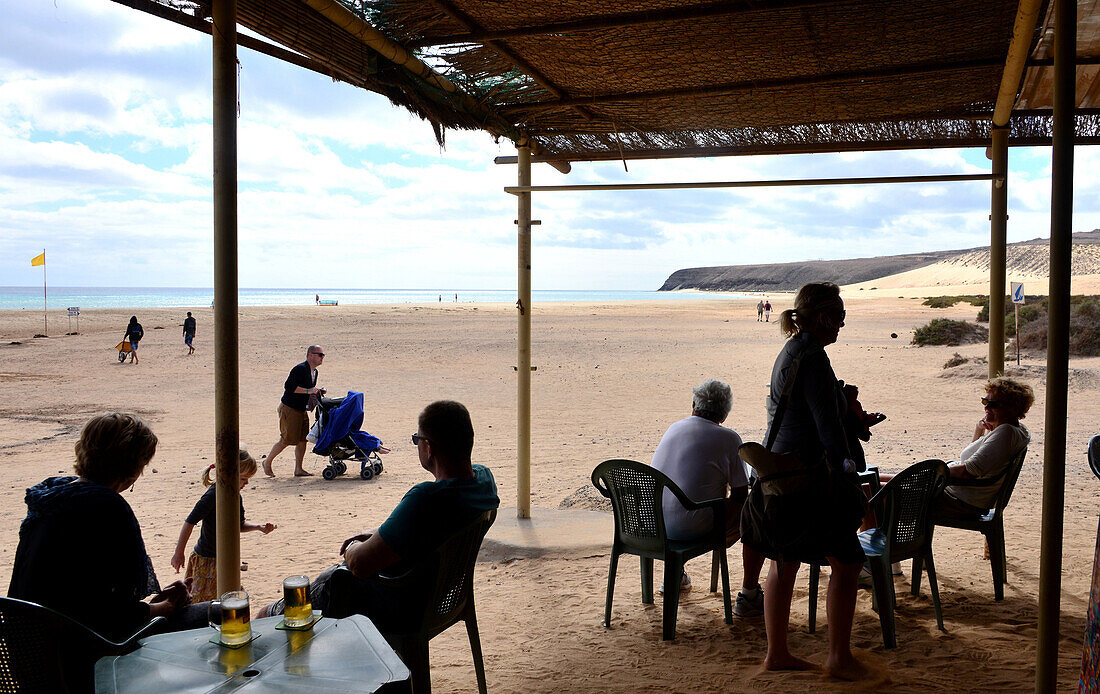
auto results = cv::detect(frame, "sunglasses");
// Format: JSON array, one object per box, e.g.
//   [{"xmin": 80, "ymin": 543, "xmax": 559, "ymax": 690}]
[
  {"xmin": 411, "ymin": 433, "xmax": 429, "ymax": 445},
  {"xmin": 310, "ymin": 352, "xmax": 325, "ymax": 357},
  {"xmin": 981, "ymin": 396, "xmax": 1000, "ymax": 409}
]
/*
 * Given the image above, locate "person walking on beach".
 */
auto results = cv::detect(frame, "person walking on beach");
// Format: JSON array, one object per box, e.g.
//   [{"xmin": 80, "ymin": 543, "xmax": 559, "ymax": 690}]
[
  {"xmin": 264, "ymin": 346, "xmax": 325, "ymax": 477},
  {"xmin": 764, "ymin": 300, "xmax": 773, "ymax": 323},
  {"xmin": 171, "ymin": 449, "xmax": 276, "ymax": 601},
  {"xmin": 183, "ymin": 312, "xmax": 196, "ymax": 355},
  {"xmin": 757, "ymin": 300, "xmax": 765, "ymax": 321},
  {"xmin": 124, "ymin": 316, "xmax": 144, "ymax": 364}
]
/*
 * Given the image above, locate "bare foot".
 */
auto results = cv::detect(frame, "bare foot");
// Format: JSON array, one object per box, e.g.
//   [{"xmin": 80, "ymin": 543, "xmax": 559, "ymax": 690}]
[
  {"xmin": 263, "ymin": 463, "xmax": 275, "ymax": 477},
  {"xmin": 763, "ymin": 654, "xmax": 818, "ymax": 672},
  {"xmin": 294, "ymin": 470, "xmax": 313, "ymax": 477},
  {"xmin": 824, "ymin": 654, "xmax": 869, "ymax": 681}
]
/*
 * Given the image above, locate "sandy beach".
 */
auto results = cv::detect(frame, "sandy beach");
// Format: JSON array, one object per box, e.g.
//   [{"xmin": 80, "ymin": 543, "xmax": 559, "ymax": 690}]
[{"xmin": 1, "ymin": 290, "xmax": 1097, "ymax": 691}]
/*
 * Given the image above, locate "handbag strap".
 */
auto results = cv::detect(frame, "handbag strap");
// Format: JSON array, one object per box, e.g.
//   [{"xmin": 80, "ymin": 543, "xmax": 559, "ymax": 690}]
[{"xmin": 765, "ymin": 344, "xmax": 807, "ymax": 451}]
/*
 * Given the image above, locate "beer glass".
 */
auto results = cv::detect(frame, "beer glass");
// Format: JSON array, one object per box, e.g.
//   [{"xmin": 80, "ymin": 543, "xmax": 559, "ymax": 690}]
[
  {"xmin": 282, "ymin": 575, "xmax": 313, "ymax": 627},
  {"xmin": 209, "ymin": 590, "xmax": 252, "ymax": 646}
]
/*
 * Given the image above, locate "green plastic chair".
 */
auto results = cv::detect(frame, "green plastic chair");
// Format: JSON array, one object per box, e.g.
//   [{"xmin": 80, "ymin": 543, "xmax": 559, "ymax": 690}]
[
  {"xmin": 914, "ymin": 445, "xmax": 1028, "ymax": 601},
  {"xmin": 591, "ymin": 459, "xmax": 732, "ymax": 641},
  {"xmin": 327, "ymin": 509, "xmax": 496, "ymax": 694},
  {"xmin": 0, "ymin": 596, "xmax": 163, "ymax": 694}
]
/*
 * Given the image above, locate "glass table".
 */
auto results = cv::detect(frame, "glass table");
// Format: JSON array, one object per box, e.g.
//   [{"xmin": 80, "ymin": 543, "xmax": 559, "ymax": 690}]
[{"xmin": 95, "ymin": 614, "xmax": 410, "ymax": 692}]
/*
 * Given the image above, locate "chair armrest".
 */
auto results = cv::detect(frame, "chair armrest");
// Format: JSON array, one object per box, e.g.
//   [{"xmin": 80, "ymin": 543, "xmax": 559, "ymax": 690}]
[
  {"xmin": 858, "ymin": 466, "xmax": 880, "ymax": 494},
  {"xmin": 111, "ymin": 616, "xmax": 165, "ymax": 653}
]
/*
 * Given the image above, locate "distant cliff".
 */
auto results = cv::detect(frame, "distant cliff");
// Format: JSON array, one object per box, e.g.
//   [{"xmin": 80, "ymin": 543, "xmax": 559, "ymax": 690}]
[{"xmin": 659, "ymin": 230, "xmax": 1100, "ymax": 292}]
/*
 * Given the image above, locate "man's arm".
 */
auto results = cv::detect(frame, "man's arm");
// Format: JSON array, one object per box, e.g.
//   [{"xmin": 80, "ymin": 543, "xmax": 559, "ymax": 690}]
[
  {"xmin": 342, "ymin": 532, "xmax": 401, "ymax": 579},
  {"xmin": 947, "ymin": 462, "xmax": 975, "ymax": 479}
]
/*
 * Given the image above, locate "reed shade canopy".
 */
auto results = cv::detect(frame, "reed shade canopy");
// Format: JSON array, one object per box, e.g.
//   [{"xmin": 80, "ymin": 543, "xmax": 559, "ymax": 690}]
[{"xmin": 128, "ymin": 0, "xmax": 1100, "ymax": 161}]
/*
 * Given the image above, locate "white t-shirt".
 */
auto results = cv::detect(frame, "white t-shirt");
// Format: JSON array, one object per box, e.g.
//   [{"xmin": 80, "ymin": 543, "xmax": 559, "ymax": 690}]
[
  {"xmin": 945, "ymin": 422, "xmax": 1030, "ymax": 510},
  {"xmin": 651, "ymin": 416, "xmax": 748, "ymax": 540}
]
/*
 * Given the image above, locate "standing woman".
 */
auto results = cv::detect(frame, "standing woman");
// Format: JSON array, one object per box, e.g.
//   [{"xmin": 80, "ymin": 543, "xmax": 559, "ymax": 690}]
[
  {"xmin": 125, "ymin": 315, "xmax": 144, "ymax": 364},
  {"xmin": 741, "ymin": 282, "xmax": 867, "ymax": 680}
]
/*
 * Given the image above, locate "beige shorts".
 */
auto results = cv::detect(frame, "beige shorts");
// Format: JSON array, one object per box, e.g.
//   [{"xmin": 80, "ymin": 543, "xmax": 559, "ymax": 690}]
[{"xmin": 278, "ymin": 402, "xmax": 310, "ymax": 444}]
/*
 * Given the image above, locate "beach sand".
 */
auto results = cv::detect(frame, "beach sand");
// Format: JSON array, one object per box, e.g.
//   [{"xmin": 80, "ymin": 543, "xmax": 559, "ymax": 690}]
[{"xmin": 1, "ymin": 290, "xmax": 1097, "ymax": 692}]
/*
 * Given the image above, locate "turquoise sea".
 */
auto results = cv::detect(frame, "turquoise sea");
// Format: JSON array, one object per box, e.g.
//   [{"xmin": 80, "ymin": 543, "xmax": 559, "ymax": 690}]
[{"xmin": 0, "ymin": 287, "xmax": 752, "ymax": 310}]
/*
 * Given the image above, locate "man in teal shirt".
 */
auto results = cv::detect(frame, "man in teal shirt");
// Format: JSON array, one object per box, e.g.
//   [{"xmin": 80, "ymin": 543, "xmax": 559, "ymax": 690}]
[{"xmin": 260, "ymin": 400, "xmax": 498, "ymax": 624}]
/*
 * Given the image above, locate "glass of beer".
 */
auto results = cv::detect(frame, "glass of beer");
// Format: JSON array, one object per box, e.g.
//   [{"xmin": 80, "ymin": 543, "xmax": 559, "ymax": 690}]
[
  {"xmin": 282, "ymin": 575, "xmax": 313, "ymax": 627},
  {"xmin": 209, "ymin": 590, "xmax": 252, "ymax": 646}
]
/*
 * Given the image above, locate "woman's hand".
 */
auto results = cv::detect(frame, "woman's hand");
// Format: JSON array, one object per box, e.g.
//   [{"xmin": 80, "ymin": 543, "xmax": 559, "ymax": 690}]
[
  {"xmin": 260, "ymin": 522, "xmax": 276, "ymax": 534},
  {"xmin": 974, "ymin": 417, "xmax": 993, "ymax": 440},
  {"xmin": 171, "ymin": 549, "xmax": 186, "ymax": 573}
]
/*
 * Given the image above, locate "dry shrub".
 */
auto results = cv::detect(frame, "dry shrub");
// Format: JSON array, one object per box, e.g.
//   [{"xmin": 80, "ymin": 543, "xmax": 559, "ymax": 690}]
[{"xmin": 912, "ymin": 319, "xmax": 989, "ymax": 346}]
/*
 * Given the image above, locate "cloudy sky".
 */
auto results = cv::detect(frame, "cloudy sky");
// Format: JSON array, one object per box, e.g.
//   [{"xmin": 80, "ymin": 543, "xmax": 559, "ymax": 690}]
[{"xmin": 3, "ymin": 0, "xmax": 1099, "ymax": 291}]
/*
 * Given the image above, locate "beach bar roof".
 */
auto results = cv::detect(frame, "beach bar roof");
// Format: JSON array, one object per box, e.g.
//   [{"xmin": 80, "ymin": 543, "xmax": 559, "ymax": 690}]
[{"xmin": 106, "ymin": 0, "xmax": 1096, "ymax": 690}]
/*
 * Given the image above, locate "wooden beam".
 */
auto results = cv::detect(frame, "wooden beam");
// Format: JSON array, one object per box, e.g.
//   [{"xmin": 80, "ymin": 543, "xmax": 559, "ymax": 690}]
[
  {"xmin": 504, "ymin": 173, "xmax": 997, "ymax": 195},
  {"xmin": 408, "ymin": 0, "xmax": 835, "ymax": 47},
  {"xmin": 501, "ymin": 58, "xmax": 1005, "ymax": 113}
]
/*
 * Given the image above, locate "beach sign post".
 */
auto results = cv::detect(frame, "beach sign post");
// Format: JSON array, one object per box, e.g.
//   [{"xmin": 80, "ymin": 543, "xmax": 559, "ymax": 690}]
[
  {"xmin": 67, "ymin": 307, "xmax": 80, "ymax": 335},
  {"xmin": 30, "ymin": 250, "xmax": 46, "ymax": 335},
  {"xmin": 1011, "ymin": 282, "xmax": 1024, "ymax": 366}
]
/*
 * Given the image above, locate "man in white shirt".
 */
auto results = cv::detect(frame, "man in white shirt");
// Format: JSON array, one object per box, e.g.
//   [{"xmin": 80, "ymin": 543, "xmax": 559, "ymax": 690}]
[{"xmin": 651, "ymin": 378, "xmax": 766, "ymax": 618}]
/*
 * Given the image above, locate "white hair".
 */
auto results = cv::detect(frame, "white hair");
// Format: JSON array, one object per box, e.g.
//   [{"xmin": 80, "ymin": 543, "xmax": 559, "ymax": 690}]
[{"xmin": 692, "ymin": 379, "xmax": 732, "ymax": 422}]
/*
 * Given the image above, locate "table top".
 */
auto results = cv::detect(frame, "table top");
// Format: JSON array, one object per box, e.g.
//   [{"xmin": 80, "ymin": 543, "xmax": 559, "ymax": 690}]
[{"xmin": 95, "ymin": 614, "xmax": 410, "ymax": 693}]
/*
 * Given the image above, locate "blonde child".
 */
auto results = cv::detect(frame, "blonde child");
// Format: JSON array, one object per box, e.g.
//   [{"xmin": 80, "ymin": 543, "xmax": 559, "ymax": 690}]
[{"xmin": 171, "ymin": 449, "xmax": 276, "ymax": 601}]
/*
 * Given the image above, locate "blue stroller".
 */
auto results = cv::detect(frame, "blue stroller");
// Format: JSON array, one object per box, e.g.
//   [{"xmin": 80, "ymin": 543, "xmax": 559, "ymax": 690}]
[{"xmin": 312, "ymin": 391, "xmax": 385, "ymax": 480}]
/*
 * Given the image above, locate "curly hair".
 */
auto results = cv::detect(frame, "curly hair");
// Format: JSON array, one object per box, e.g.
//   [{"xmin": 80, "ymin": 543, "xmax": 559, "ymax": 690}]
[
  {"xmin": 73, "ymin": 413, "xmax": 158, "ymax": 486},
  {"xmin": 692, "ymin": 379, "xmax": 733, "ymax": 422},
  {"xmin": 778, "ymin": 282, "xmax": 843, "ymax": 338},
  {"xmin": 986, "ymin": 377, "xmax": 1035, "ymax": 419}
]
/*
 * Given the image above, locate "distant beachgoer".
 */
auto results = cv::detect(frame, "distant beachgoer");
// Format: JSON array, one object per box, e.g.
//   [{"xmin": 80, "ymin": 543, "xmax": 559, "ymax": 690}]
[
  {"xmin": 183, "ymin": 311, "xmax": 196, "ymax": 355},
  {"xmin": 439, "ymin": 294, "xmax": 442, "ymax": 303},
  {"xmin": 757, "ymin": 300, "xmax": 765, "ymax": 321},
  {"xmin": 171, "ymin": 449, "xmax": 276, "ymax": 601},
  {"xmin": 315, "ymin": 294, "xmax": 320, "ymax": 305},
  {"xmin": 264, "ymin": 346, "xmax": 325, "ymax": 477},
  {"xmin": 125, "ymin": 316, "xmax": 144, "ymax": 364},
  {"xmin": 455, "ymin": 293, "xmax": 458, "ymax": 302},
  {"xmin": 764, "ymin": 300, "xmax": 772, "ymax": 323}
]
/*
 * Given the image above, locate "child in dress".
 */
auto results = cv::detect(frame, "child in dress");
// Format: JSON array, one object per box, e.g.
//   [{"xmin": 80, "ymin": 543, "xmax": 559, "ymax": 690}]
[{"xmin": 171, "ymin": 449, "xmax": 276, "ymax": 601}]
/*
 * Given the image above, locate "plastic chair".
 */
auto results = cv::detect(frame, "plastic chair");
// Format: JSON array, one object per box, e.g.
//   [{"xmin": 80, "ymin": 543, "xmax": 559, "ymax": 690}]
[
  {"xmin": 591, "ymin": 459, "xmax": 733, "ymax": 641},
  {"xmin": 809, "ymin": 459, "xmax": 948, "ymax": 648},
  {"xmin": 914, "ymin": 445, "xmax": 1028, "ymax": 601},
  {"xmin": 0, "ymin": 596, "xmax": 163, "ymax": 694},
  {"xmin": 328, "ymin": 509, "xmax": 496, "ymax": 694}
]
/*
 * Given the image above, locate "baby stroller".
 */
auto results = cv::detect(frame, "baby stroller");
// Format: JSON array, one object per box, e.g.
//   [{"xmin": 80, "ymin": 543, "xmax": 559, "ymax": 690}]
[
  {"xmin": 312, "ymin": 391, "xmax": 385, "ymax": 480},
  {"xmin": 115, "ymin": 338, "xmax": 132, "ymax": 362}
]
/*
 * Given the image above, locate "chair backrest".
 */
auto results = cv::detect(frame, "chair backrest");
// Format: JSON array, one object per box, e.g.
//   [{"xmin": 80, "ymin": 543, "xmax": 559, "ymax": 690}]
[
  {"xmin": 0, "ymin": 596, "xmax": 125, "ymax": 694},
  {"xmin": 989, "ymin": 446, "xmax": 1027, "ymax": 519},
  {"xmin": 877, "ymin": 459, "xmax": 948, "ymax": 561},
  {"xmin": 419, "ymin": 509, "xmax": 497, "ymax": 638},
  {"xmin": 591, "ymin": 459, "xmax": 675, "ymax": 555}
]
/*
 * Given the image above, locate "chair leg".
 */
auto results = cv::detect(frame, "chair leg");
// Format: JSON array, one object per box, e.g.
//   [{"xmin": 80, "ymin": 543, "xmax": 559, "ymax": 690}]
[
  {"xmin": 718, "ymin": 546, "xmax": 732, "ymax": 625},
  {"xmin": 808, "ymin": 564, "xmax": 820, "ymax": 634},
  {"xmin": 911, "ymin": 555, "xmax": 924, "ymax": 597},
  {"xmin": 402, "ymin": 636, "xmax": 431, "ymax": 694},
  {"xmin": 604, "ymin": 550, "xmax": 619, "ymax": 628},
  {"xmin": 986, "ymin": 524, "xmax": 1007, "ymax": 601},
  {"xmin": 465, "ymin": 609, "xmax": 488, "ymax": 694},
  {"xmin": 923, "ymin": 551, "xmax": 945, "ymax": 632},
  {"xmin": 662, "ymin": 557, "xmax": 683, "ymax": 641},
  {"xmin": 640, "ymin": 557, "xmax": 654, "ymax": 605},
  {"xmin": 870, "ymin": 559, "xmax": 896, "ymax": 649},
  {"xmin": 710, "ymin": 550, "xmax": 719, "ymax": 593}
]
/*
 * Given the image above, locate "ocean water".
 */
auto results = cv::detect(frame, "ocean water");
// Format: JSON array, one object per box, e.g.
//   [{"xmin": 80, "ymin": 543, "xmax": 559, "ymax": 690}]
[{"xmin": 0, "ymin": 286, "xmax": 753, "ymax": 310}]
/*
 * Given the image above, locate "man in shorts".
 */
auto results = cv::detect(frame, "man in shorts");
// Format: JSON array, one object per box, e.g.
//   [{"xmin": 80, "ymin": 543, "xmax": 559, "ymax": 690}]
[
  {"xmin": 264, "ymin": 345, "xmax": 325, "ymax": 477},
  {"xmin": 183, "ymin": 312, "xmax": 196, "ymax": 355}
]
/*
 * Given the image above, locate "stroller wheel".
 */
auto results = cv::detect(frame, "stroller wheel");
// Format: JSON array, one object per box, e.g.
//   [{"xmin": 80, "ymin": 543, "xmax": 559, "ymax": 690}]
[
  {"xmin": 334, "ymin": 461, "xmax": 347, "ymax": 475},
  {"xmin": 321, "ymin": 466, "xmax": 337, "ymax": 481},
  {"xmin": 373, "ymin": 461, "xmax": 383, "ymax": 475},
  {"xmin": 359, "ymin": 465, "xmax": 374, "ymax": 480}
]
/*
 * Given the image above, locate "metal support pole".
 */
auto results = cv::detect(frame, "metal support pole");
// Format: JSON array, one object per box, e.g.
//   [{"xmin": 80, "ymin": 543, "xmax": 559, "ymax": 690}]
[
  {"xmin": 517, "ymin": 144, "xmax": 532, "ymax": 519},
  {"xmin": 212, "ymin": 0, "xmax": 241, "ymax": 596},
  {"xmin": 1035, "ymin": 0, "xmax": 1074, "ymax": 689},
  {"xmin": 989, "ymin": 126, "xmax": 1008, "ymax": 378}
]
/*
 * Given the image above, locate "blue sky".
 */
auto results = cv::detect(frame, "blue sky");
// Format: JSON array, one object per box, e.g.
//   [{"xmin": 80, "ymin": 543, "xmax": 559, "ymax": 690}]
[{"xmin": 2, "ymin": 0, "xmax": 1098, "ymax": 290}]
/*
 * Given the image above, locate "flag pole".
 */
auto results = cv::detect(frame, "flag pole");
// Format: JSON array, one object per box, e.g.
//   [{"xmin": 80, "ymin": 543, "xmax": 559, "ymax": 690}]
[{"xmin": 41, "ymin": 249, "xmax": 47, "ymax": 335}]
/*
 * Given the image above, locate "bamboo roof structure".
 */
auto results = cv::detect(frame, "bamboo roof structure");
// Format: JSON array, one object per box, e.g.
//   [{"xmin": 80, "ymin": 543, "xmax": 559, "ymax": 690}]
[{"xmin": 122, "ymin": 0, "xmax": 1100, "ymax": 160}]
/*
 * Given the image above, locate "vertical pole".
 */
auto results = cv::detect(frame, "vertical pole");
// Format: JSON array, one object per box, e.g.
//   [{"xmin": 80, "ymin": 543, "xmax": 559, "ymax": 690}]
[
  {"xmin": 42, "ymin": 249, "xmax": 47, "ymax": 336},
  {"xmin": 517, "ymin": 143, "xmax": 532, "ymax": 519},
  {"xmin": 212, "ymin": 0, "xmax": 241, "ymax": 596},
  {"xmin": 988, "ymin": 127, "xmax": 1008, "ymax": 378},
  {"xmin": 1036, "ymin": 0, "xmax": 1074, "ymax": 689},
  {"xmin": 1015, "ymin": 303, "xmax": 1020, "ymax": 366}
]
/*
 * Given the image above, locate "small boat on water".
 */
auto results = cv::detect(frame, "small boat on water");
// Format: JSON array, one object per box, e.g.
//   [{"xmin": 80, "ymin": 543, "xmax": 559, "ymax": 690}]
[{"xmin": 317, "ymin": 299, "xmax": 338, "ymax": 306}]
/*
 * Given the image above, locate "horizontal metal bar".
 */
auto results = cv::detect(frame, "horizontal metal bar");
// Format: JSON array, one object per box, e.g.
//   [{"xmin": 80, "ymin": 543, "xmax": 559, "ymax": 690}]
[{"xmin": 504, "ymin": 173, "xmax": 997, "ymax": 194}]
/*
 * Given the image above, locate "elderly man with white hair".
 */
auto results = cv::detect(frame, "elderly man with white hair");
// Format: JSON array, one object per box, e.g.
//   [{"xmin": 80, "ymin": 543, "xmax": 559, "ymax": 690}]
[{"xmin": 651, "ymin": 378, "xmax": 767, "ymax": 618}]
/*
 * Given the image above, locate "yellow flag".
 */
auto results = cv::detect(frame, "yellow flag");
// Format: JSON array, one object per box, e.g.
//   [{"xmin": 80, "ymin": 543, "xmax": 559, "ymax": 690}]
[{"xmin": 31, "ymin": 252, "xmax": 45, "ymax": 267}]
